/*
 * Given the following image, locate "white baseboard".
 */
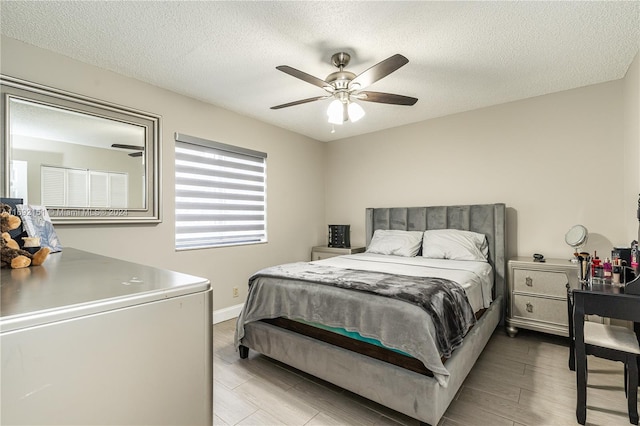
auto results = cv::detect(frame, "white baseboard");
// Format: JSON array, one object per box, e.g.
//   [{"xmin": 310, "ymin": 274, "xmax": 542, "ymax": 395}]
[{"xmin": 213, "ymin": 303, "xmax": 244, "ymax": 324}]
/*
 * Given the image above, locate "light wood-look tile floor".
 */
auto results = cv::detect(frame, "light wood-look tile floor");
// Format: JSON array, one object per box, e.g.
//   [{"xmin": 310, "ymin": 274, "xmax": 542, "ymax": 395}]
[{"xmin": 214, "ymin": 319, "xmax": 638, "ymax": 426}]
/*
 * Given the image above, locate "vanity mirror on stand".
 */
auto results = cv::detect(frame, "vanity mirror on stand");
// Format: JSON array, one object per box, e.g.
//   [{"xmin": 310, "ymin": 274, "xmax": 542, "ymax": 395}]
[
  {"xmin": 565, "ymin": 224, "xmax": 588, "ymax": 262},
  {"xmin": 0, "ymin": 75, "xmax": 161, "ymax": 224}
]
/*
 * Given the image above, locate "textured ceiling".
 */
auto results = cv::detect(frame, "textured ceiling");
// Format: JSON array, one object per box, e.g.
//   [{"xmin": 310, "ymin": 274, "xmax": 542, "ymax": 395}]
[{"xmin": 1, "ymin": 1, "xmax": 639, "ymax": 142}]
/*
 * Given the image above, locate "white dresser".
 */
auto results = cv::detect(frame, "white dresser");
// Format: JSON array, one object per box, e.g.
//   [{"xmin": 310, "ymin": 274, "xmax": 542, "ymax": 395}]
[
  {"xmin": 506, "ymin": 257, "xmax": 579, "ymax": 337},
  {"xmin": 1, "ymin": 248, "xmax": 212, "ymax": 425}
]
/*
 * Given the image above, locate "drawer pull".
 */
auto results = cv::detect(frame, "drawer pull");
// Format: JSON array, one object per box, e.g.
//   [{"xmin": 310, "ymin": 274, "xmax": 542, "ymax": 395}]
[
  {"xmin": 526, "ymin": 302, "xmax": 533, "ymax": 313},
  {"xmin": 525, "ymin": 277, "xmax": 533, "ymax": 287}
]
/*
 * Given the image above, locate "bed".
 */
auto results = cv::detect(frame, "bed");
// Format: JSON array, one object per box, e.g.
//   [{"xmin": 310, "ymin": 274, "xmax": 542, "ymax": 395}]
[{"xmin": 235, "ymin": 203, "xmax": 506, "ymax": 426}]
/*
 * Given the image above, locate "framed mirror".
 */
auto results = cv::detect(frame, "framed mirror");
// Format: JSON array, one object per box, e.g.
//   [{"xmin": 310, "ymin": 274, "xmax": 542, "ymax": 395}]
[{"xmin": 1, "ymin": 75, "xmax": 161, "ymax": 224}]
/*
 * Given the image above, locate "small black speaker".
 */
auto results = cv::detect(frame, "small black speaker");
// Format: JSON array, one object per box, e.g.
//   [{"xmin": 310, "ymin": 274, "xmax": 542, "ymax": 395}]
[{"xmin": 328, "ymin": 225, "xmax": 350, "ymax": 248}]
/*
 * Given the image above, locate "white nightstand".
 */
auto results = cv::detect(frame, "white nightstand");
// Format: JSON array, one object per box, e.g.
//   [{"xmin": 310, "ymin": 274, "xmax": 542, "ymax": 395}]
[
  {"xmin": 311, "ymin": 246, "xmax": 366, "ymax": 261},
  {"xmin": 506, "ymin": 257, "xmax": 580, "ymax": 337}
]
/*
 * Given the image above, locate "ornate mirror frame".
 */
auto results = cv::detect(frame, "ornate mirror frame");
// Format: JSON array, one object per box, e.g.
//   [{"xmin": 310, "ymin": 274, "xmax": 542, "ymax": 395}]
[{"xmin": 1, "ymin": 75, "xmax": 161, "ymax": 224}]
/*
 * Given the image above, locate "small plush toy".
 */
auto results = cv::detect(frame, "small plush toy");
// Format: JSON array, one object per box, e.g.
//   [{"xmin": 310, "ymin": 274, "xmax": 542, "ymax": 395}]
[{"xmin": 1, "ymin": 203, "xmax": 50, "ymax": 269}]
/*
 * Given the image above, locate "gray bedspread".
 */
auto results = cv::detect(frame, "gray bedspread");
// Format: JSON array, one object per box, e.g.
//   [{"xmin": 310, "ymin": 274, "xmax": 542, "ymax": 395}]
[
  {"xmin": 235, "ymin": 261, "xmax": 478, "ymax": 386},
  {"xmin": 251, "ymin": 262, "xmax": 475, "ymax": 357}
]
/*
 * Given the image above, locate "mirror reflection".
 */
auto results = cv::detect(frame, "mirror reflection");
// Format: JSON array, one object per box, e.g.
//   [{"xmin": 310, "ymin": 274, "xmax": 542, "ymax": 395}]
[
  {"xmin": 9, "ymin": 98, "xmax": 146, "ymax": 209},
  {"xmin": 1, "ymin": 75, "xmax": 161, "ymax": 224}
]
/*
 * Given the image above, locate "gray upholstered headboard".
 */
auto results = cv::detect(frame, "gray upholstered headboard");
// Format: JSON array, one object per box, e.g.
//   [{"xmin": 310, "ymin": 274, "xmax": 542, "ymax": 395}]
[{"xmin": 365, "ymin": 203, "xmax": 507, "ymax": 319}]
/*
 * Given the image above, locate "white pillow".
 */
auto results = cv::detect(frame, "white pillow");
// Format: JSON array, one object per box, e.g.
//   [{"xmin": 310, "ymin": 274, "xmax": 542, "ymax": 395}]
[
  {"xmin": 366, "ymin": 229, "xmax": 423, "ymax": 257},
  {"xmin": 421, "ymin": 229, "xmax": 489, "ymax": 261}
]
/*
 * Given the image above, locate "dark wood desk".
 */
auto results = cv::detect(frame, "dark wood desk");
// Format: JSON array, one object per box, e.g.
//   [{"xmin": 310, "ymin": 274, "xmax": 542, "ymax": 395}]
[{"xmin": 571, "ymin": 280, "xmax": 640, "ymax": 425}]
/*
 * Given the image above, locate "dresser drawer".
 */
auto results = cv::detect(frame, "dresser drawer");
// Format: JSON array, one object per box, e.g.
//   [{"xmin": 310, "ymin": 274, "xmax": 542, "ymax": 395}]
[
  {"xmin": 512, "ymin": 294, "xmax": 568, "ymax": 326},
  {"xmin": 512, "ymin": 268, "xmax": 569, "ymax": 297}
]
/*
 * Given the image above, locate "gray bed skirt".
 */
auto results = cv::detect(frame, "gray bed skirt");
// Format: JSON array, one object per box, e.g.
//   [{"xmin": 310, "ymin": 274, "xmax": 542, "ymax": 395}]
[{"xmin": 241, "ymin": 295, "xmax": 502, "ymax": 426}]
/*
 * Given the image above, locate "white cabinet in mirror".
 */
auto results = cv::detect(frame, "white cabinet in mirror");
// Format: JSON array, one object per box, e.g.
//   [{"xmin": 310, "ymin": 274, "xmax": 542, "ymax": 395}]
[{"xmin": 0, "ymin": 75, "xmax": 161, "ymax": 224}]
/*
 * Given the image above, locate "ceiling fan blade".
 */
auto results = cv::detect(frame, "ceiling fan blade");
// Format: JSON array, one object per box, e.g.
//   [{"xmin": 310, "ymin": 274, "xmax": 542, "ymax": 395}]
[
  {"xmin": 349, "ymin": 54, "xmax": 409, "ymax": 89},
  {"xmin": 357, "ymin": 91, "xmax": 418, "ymax": 106},
  {"xmin": 128, "ymin": 151, "xmax": 143, "ymax": 158},
  {"xmin": 112, "ymin": 143, "xmax": 145, "ymax": 150},
  {"xmin": 276, "ymin": 65, "xmax": 333, "ymax": 91},
  {"xmin": 270, "ymin": 96, "xmax": 330, "ymax": 110}
]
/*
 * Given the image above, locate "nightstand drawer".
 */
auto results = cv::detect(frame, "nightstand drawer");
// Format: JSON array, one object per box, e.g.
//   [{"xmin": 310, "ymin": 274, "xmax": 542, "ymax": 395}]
[
  {"xmin": 512, "ymin": 268, "xmax": 569, "ymax": 297},
  {"xmin": 512, "ymin": 294, "xmax": 568, "ymax": 326},
  {"xmin": 311, "ymin": 246, "xmax": 365, "ymax": 261}
]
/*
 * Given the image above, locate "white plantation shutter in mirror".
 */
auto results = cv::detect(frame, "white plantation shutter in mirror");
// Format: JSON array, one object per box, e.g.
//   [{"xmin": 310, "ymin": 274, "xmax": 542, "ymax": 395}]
[
  {"xmin": 66, "ymin": 169, "xmax": 88, "ymax": 207},
  {"xmin": 89, "ymin": 171, "xmax": 109, "ymax": 207},
  {"xmin": 41, "ymin": 166, "xmax": 65, "ymax": 206},
  {"xmin": 40, "ymin": 165, "xmax": 129, "ymax": 208},
  {"xmin": 109, "ymin": 173, "xmax": 128, "ymax": 208},
  {"xmin": 175, "ymin": 133, "xmax": 267, "ymax": 250}
]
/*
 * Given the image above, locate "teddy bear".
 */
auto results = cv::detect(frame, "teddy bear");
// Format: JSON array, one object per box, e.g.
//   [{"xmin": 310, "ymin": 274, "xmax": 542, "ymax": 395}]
[{"xmin": 1, "ymin": 203, "xmax": 50, "ymax": 269}]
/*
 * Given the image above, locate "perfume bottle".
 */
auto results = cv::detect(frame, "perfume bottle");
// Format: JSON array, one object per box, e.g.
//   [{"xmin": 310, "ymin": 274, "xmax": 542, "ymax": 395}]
[
  {"xmin": 613, "ymin": 265, "xmax": 622, "ymax": 284},
  {"xmin": 603, "ymin": 257, "xmax": 612, "ymax": 279},
  {"xmin": 591, "ymin": 252, "xmax": 601, "ymax": 277}
]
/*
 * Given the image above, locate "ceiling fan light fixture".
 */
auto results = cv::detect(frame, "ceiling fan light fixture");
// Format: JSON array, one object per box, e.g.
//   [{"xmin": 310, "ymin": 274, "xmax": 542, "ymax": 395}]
[
  {"xmin": 327, "ymin": 99, "xmax": 344, "ymax": 125},
  {"xmin": 348, "ymin": 101, "xmax": 365, "ymax": 122}
]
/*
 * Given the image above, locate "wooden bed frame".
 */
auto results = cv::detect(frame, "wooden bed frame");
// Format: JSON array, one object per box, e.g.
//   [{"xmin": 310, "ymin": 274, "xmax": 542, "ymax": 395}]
[{"xmin": 238, "ymin": 203, "xmax": 506, "ymax": 426}]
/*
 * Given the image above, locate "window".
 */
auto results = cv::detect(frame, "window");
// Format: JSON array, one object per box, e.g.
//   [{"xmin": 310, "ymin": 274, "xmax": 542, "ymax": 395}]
[
  {"xmin": 40, "ymin": 165, "xmax": 128, "ymax": 208},
  {"xmin": 175, "ymin": 133, "xmax": 267, "ymax": 250}
]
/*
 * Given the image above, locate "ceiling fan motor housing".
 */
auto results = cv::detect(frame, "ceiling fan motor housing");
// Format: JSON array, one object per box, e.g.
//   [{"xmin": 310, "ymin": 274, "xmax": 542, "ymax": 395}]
[{"xmin": 326, "ymin": 70, "xmax": 356, "ymax": 90}]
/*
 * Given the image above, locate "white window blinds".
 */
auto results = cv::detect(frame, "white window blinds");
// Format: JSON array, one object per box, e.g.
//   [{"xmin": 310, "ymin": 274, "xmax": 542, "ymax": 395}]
[
  {"xmin": 89, "ymin": 171, "xmax": 109, "ymax": 207},
  {"xmin": 41, "ymin": 165, "xmax": 128, "ymax": 208},
  {"xmin": 175, "ymin": 133, "xmax": 267, "ymax": 250},
  {"xmin": 67, "ymin": 169, "xmax": 89, "ymax": 207}
]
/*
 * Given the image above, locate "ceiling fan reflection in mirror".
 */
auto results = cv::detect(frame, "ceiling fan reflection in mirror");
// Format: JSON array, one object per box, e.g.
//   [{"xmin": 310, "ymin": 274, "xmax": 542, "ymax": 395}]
[
  {"xmin": 270, "ymin": 52, "xmax": 418, "ymax": 126},
  {"xmin": 111, "ymin": 143, "xmax": 144, "ymax": 158}
]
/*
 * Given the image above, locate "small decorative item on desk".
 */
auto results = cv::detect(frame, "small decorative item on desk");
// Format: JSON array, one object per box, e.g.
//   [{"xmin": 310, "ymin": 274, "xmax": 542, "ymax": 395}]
[
  {"xmin": 612, "ymin": 264, "xmax": 622, "ymax": 284},
  {"xmin": 328, "ymin": 224, "xmax": 350, "ymax": 248},
  {"xmin": 0, "ymin": 198, "xmax": 26, "ymax": 242},
  {"xmin": 21, "ymin": 237, "xmax": 41, "ymax": 255},
  {"xmin": 577, "ymin": 252, "xmax": 590, "ymax": 283},
  {"xmin": 16, "ymin": 204, "xmax": 63, "ymax": 253},
  {"xmin": 0, "ymin": 202, "xmax": 50, "ymax": 269},
  {"xmin": 591, "ymin": 252, "xmax": 603, "ymax": 279},
  {"xmin": 603, "ymin": 257, "xmax": 612, "ymax": 279},
  {"xmin": 612, "ymin": 247, "xmax": 632, "ymax": 266},
  {"xmin": 582, "ymin": 251, "xmax": 631, "ymax": 287}
]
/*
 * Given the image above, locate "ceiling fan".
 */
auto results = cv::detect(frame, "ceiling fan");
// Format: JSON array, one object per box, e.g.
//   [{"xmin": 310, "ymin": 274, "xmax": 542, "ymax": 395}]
[
  {"xmin": 111, "ymin": 143, "xmax": 144, "ymax": 158},
  {"xmin": 270, "ymin": 52, "xmax": 418, "ymax": 125}
]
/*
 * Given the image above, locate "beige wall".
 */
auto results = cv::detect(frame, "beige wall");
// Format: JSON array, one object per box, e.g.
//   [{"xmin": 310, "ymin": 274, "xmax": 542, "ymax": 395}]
[
  {"xmin": 1, "ymin": 37, "xmax": 327, "ymax": 311},
  {"xmin": 326, "ymin": 77, "xmax": 636, "ymax": 261},
  {"xmin": 3, "ymin": 35, "xmax": 638, "ymax": 313},
  {"xmin": 623, "ymin": 52, "xmax": 640, "ymax": 242}
]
